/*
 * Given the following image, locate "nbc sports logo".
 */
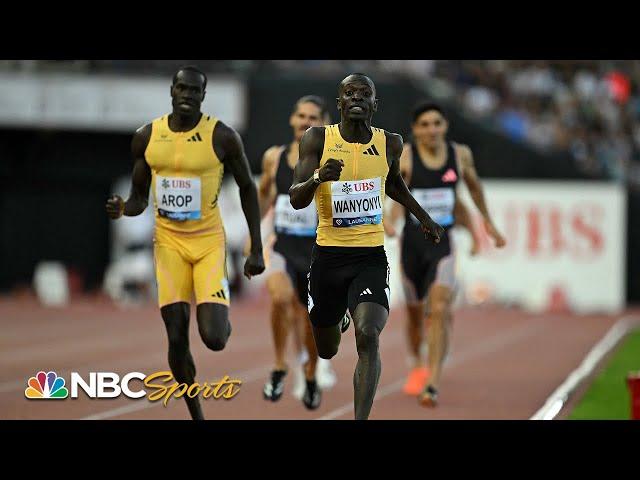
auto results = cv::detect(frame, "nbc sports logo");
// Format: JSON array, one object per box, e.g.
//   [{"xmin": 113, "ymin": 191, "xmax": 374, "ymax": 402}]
[
  {"xmin": 25, "ymin": 371, "xmax": 69, "ymax": 399},
  {"xmin": 23, "ymin": 370, "xmax": 242, "ymax": 404}
]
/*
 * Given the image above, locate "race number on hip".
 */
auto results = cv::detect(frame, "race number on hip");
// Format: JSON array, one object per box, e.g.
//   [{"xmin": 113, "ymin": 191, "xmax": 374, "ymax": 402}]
[
  {"xmin": 156, "ymin": 175, "xmax": 202, "ymax": 221},
  {"xmin": 274, "ymin": 194, "xmax": 317, "ymax": 236},
  {"xmin": 331, "ymin": 177, "xmax": 383, "ymax": 228},
  {"xmin": 410, "ymin": 187, "xmax": 455, "ymax": 227}
]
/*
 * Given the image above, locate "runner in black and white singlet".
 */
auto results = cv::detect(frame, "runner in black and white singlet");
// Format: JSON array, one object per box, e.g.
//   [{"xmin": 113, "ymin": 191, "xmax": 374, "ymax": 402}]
[
  {"xmin": 385, "ymin": 102, "xmax": 506, "ymax": 407},
  {"xmin": 256, "ymin": 96, "xmax": 332, "ymax": 410}
]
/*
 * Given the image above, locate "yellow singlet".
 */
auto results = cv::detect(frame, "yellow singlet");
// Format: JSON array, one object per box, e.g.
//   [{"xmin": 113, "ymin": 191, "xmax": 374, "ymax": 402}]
[
  {"xmin": 145, "ymin": 113, "xmax": 229, "ymax": 307},
  {"xmin": 315, "ymin": 124, "xmax": 389, "ymax": 247},
  {"xmin": 146, "ymin": 114, "xmax": 224, "ymax": 235}
]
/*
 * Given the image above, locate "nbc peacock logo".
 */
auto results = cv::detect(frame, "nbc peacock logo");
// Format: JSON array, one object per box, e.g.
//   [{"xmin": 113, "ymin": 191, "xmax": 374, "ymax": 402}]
[{"xmin": 25, "ymin": 371, "xmax": 69, "ymax": 399}]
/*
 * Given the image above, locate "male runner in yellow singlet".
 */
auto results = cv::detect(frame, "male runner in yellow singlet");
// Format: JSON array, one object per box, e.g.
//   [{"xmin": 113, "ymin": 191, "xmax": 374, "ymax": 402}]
[
  {"xmin": 290, "ymin": 74, "xmax": 443, "ymax": 420},
  {"xmin": 106, "ymin": 66, "xmax": 265, "ymax": 420}
]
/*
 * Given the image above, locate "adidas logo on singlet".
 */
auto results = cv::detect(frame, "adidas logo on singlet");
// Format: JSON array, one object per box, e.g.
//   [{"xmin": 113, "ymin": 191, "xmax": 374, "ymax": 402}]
[
  {"xmin": 187, "ymin": 132, "xmax": 203, "ymax": 142},
  {"xmin": 441, "ymin": 168, "xmax": 458, "ymax": 183},
  {"xmin": 212, "ymin": 288, "xmax": 227, "ymax": 300},
  {"xmin": 362, "ymin": 144, "xmax": 380, "ymax": 156}
]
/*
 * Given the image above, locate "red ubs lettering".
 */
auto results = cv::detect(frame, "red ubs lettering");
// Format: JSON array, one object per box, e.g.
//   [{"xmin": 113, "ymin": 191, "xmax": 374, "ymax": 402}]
[
  {"xmin": 478, "ymin": 202, "xmax": 605, "ymax": 261},
  {"xmin": 354, "ymin": 182, "xmax": 375, "ymax": 192},
  {"xmin": 172, "ymin": 180, "xmax": 191, "ymax": 188}
]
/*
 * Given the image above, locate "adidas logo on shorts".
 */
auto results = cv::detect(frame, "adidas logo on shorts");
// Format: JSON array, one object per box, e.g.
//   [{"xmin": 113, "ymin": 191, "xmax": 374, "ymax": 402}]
[
  {"xmin": 212, "ymin": 288, "xmax": 227, "ymax": 300},
  {"xmin": 360, "ymin": 288, "xmax": 373, "ymax": 296}
]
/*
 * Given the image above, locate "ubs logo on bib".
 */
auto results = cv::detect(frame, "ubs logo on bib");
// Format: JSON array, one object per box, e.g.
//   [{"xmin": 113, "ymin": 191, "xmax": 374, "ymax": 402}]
[{"xmin": 354, "ymin": 181, "xmax": 376, "ymax": 192}]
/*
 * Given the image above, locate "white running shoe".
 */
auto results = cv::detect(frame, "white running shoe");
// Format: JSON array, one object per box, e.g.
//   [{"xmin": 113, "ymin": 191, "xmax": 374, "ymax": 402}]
[
  {"xmin": 292, "ymin": 364, "xmax": 306, "ymax": 400},
  {"xmin": 316, "ymin": 358, "xmax": 337, "ymax": 390}
]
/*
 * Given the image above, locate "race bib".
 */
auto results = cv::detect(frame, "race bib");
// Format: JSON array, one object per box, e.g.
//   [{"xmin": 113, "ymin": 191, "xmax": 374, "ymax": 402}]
[
  {"xmin": 156, "ymin": 175, "xmax": 201, "ymax": 221},
  {"xmin": 331, "ymin": 177, "xmax": 383, "ymax": 228},
  {"xmin": 274, "ymin": 194, "xmax": 317, "ymax": 236},
  {"xmin": 410, "ymin": 187, "xmax": 455, "ymax": 227}
]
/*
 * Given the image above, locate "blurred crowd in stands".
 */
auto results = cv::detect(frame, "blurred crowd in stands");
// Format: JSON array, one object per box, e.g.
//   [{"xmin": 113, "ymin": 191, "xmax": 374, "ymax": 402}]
[{"xmin": 3, "ymin": 59, "xmax": 640, "ymax": 189}]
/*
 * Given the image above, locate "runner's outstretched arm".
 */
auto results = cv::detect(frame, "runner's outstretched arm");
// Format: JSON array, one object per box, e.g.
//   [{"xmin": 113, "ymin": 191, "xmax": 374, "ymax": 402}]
[
  {"xmin": 384, "ymin": 132, "xmax": 443, "ymax": 244},
  {"xmin": 257, "ymin": 146, "xmax": 280, "ymax": 218},
  {"xmin": 215, "ymin": 122, "xmax": 265, "ymax": 278},
  {"xmin": 454, "ymin": 195, "xmax": 481, "ymax": 255},
  {"xmin": 289, "ymin": 127, "xmax": 329, "ymax": 209},
  {"xmin": 106, "ymin": 124, "xmax": 151, "ymax": 219},
  {"xmin": 458, "ymin": 145, "xmax": 506, "ymax": 247}
]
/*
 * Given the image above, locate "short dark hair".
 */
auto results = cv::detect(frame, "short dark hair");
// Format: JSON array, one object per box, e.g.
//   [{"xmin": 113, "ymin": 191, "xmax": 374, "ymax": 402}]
[
  {"xmin": 293, "ymin": 95, "xmax": 328, "ymax": 118},
  {"xmin": 339, "ymin": 73, "xmax": 376, "ymax": 94},
  {"xmin": 412, "ymin": 101, "xmax": 446, "ymax": 123},
  {"xmin": 172, "ymin": 65, "xmax": 207, "ymax": 90}
]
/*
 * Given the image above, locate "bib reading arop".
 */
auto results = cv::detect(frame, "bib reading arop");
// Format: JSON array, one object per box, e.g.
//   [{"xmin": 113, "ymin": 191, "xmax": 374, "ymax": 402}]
[{"xmin": 156, "ymin": 175, "xmax": 202, "ymax": 221}]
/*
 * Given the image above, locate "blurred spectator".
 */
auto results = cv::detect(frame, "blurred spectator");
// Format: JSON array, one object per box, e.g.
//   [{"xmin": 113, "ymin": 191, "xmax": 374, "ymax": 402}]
[
  {"xmin": 430, "ymin": 60, "xmax": 640, "ymax": 188},
  {"xmin": 5, "ymin": 59, "xmax": 640, "ymax": 188},
  {"xmin": 497, "ymin": 98, "xmax": 529, "ymax": 143},
  {"xmin": 463, "ymin": 84, "xmax": 499, "ymax": 118}
]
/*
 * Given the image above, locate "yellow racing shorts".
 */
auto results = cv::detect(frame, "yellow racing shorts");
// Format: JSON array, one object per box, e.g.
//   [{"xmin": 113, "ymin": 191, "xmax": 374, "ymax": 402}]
[{"xmin": 153, "ymin": 226, "xmax": 229, "ymax": 308}]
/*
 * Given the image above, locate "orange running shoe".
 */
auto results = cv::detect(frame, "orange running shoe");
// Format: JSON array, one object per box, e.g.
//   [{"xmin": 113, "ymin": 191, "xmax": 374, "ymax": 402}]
[{"xmin": 402, "ymin": 366, "xmax": 431, "ymax": 396}]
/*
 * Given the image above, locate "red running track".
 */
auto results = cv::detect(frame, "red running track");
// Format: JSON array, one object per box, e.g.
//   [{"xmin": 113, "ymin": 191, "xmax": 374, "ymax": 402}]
[{"xmin": 0, "ymin": 294, "xmax": 628, "ymax": 420}]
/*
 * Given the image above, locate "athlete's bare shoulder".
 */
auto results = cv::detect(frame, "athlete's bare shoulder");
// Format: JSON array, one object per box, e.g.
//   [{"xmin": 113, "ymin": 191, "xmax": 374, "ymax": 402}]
[
  {"xmin": 262, "ymin": 145, "xmax": 285, "ymax": 176},
  {"xmin": 299, "ymin": 126, "xmax": 326, "ymax": 155},
  {"xmin": 212, "ymin": 119, "xmax": 238, "ymax": 143},
  {"xmin": 383, "ymin": 130, "xmax": 404, "ymax": 158},
  {"xmin": 263, "ymin": 145, "xmax": 285, "ymax": 161},
  {"xmin": 452, "ymin": 141, "xmax": 472, "ymax": 159},
  {"xmin": 134, "ymin": 123, "xmax": 152, "ymax": 141},
  {"xmin": 303, "ymin": 125, "xmax": 326, "ymax": 141},
  {"xmin": 452, "ymin": 141, "xmax": 473, "ymax": 170},
  {"xmin": 212, "ymin": 120, "xmax": 244, "ymax": 161},
  {"xmin": 132, "ymin": 123, "xmax": 152, "ymax": 157},
  {"xmin": 399, "ymin": 140, "xmax": 413, "ymax": 178}
]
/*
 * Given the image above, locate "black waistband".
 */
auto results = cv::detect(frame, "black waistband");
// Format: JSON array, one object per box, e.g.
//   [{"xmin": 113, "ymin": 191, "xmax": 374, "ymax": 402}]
[{"xmin": 314, "ymin": 244, "xmax": 385, "ymax": 255}]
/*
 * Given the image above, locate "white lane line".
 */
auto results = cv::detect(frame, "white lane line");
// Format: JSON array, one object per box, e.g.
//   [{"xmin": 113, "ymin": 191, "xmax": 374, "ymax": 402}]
[
  {"xmin": 530, "ymin": 315, "xmax": 639, "ymax": 421},
  {"xmin": 80, "ymin": 364, "xmax": 271, "ymax": 420},
  {"xmin": 317, "ymin": 321, "xmax": 542, "ymax": 420}
]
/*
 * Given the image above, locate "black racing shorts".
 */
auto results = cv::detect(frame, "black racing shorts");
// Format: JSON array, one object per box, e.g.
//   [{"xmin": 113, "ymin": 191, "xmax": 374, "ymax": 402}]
[
  {"xmin": 400, "ymin": 229, "xmax": 454, "ymax": 302},
  {"xmin": 274, "ymin": 235, "xmax": 314, "ymax": 305},
  {"xmin": 308, "ymin": 244, "xmax": 390, "ymax": 328},
  {"xmin": 285, "ymin": 260, "xmax": 310, "ymax": 306}
]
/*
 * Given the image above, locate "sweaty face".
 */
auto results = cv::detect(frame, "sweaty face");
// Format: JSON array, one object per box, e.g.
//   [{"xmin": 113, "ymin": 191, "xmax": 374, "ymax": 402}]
[
  {"xmin": 412, "ymin": 110, "xmax": 448, "ymax": 148},
  {"xmin": 290, "ymin": 102, "xmax": 324, "ymax": 141},
  {"xmin": 338, "ymin": 79, "xmax": 377, "ymax": 121},
  {"xmin": 171, "ymin": 70, "xmax": 206, "ymax": 115}
]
